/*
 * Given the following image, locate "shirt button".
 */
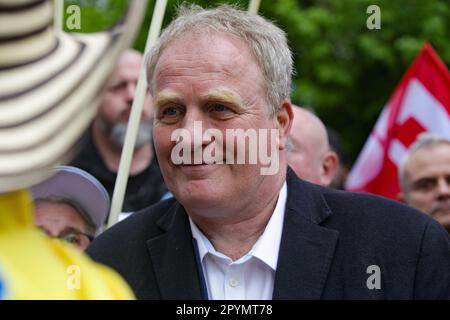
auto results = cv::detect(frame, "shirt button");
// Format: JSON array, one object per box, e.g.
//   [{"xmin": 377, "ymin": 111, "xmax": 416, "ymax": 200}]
[{"xmin": 229, "ymin": 277, "xmax": 240, "ymax": 287}]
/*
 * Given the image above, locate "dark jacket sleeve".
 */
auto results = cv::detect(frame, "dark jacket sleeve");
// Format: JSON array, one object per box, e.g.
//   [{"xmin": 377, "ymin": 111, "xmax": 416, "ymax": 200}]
[{"xmin": 413, "ymin": 219, "xmax": 450, "ymax": 299}]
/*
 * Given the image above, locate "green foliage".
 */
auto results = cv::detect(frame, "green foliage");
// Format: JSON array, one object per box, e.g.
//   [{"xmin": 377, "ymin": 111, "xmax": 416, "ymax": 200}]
[
  {"xmin": 63, "ymin": 0, "xmax": 128, "ymax": 32},
  {"xmin": 61, "ymin": 0, "xmax": 450, "ymax": 162},
  {"xmin": 259, "ymin": 0, "xmax": 450, "ymax": 161}
]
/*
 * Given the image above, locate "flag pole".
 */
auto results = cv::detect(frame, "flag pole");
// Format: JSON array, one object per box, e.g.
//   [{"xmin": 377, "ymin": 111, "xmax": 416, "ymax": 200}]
[
  {"xmin": 107, "ymin": 0, "xmax": 168, "ymax": 229},
  {"xmin": 54, "ymin": 0, "xmax": 64, "ymax": 31},
  {"xmin": 248, "ymin": 0, "xmax": 261, "ymax": 14}
]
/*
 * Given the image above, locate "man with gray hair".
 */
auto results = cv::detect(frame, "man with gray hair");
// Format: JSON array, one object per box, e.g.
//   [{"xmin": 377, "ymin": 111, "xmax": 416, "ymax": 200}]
[
  {"xmin": 399, "ymin": 133, "xmax": 450, "ymax": 232},
  {"xmin": 88, "ymin": 5, "xmax": 449, "ymax": 299}
]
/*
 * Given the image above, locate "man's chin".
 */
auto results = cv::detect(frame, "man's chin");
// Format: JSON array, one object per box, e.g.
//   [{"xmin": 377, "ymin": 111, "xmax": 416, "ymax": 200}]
[
  {"xmin": 174, "ymin": 181, "xmax": 225, "ymax": 206},
  {"xmin": 109, "ymin": 122, "xmax": 152, "ymax": 148},
  {"xmin": 178, "ymin": 163, "xmax": 220, "ymax": 179},
  {"xmin": 431, "ymin": 206, "xmax": 450, "ymax": 218},
  {"xmin": 436, "ymin": 216, "xmax": 450, "ymax": 231},
  {"xmin": 431, "ymin": 207, "xmax": 450, "ymax": 227}
]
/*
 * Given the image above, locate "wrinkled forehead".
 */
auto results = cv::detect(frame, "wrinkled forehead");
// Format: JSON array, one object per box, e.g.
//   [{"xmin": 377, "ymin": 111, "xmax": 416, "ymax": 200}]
[
  {"xmin": 151, "ymin": 31, "xmax": 262, "ymax": 89},
  {"xmin": 406, "ymin": 144, "xmax": 450, "ymax": 175},
  {"xmin": 113, "ymin": 54, "xmax": 143, "ymax": 82}
]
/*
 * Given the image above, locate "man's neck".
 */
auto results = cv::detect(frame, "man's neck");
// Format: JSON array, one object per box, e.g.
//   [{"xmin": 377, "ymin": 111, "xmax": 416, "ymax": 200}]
[
  {"xmin": 191, "ymin": 179, "xmax": 284, "ymax": 261},
  {"xmin": 92, "ymin": 120, "xmax": 153, "ymax": 175}
]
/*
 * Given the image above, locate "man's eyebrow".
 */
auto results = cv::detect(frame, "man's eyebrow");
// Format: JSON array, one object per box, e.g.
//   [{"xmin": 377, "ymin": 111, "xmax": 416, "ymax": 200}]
[
  {"xmin": 200, "ymin": 90, "xmax": 248, "ymax": 110},
  {"xmin": 154, "ymin": 91, "xmax": 183, "ymax": 109},
  {"xmin": 108, "ymin": 79, "xmax": 126, "ymax": 89},
  {"xmin": 154, "ymin": 90, "xmax": 249, "ymax": 111}
]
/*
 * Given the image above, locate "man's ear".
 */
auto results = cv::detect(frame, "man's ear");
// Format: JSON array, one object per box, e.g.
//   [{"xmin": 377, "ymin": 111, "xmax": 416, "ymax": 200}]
[
  {"xmin": 320, "ymin": 151, "xmax": 338, "ymax": 186},
  {"xmin": 398, "ymin": 192, "xmax": 406, "ymax": 203},
  {"xmin": 275, "ymin": 99, "xmax": 293, "ymax": 150}
]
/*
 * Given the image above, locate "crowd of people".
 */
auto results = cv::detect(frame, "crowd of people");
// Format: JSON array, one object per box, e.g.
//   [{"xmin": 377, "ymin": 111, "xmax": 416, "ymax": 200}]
[{"xmin": 0, "ymin": 1, "xmax": 449, "ymax": 300}]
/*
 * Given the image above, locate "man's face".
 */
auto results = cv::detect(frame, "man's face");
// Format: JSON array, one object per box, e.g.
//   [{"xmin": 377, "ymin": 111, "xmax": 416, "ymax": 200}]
[
  {"xmin": 288, "ymin": 128, "xmax": 323, "ymax": 184},
  {"xmin": 152, "ymin": 32, "xmax": 288, "ymax": 220},
  {"xmin": 403, "ymin": 144, "xmax": 450, "ymax": 229},
  {"xmin": 287, "ymin": 110, "xmax": 327, "ymax": 185},
  {"xmin": 34, "ymin": 201, "xmax": 93, "ymax": 251},
  {"xmin": 99, "ymin": 52, "xmax": 153, "ymax": 147}
]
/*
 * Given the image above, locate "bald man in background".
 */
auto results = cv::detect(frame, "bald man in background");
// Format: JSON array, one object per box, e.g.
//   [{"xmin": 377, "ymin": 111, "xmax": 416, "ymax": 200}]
[{"xmin": 287, "ymin": 106, "xmax": 338, "ymax": 186}]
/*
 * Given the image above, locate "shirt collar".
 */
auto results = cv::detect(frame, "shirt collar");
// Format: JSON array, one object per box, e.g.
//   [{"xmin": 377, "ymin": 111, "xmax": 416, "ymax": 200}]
[{"xmin": 189, "ymin": 181, "xmax": 287, "ymax": 271}]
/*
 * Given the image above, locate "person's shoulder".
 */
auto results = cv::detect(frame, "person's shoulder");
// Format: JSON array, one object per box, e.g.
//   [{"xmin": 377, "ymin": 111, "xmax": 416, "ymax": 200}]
[
  {"xmin": 287, "ymin": 170, "xmax": 432, "ymax": 233},
  {"xmin": 322, "ymin": 187, "xmax": 425, "ymax": 220},
  {"xmin": 87, "ymin": 198, "xmax": 178, "ymax": 258},
  {"xmin": 318, "ymin": 186, "xmax": 442, "ymax": 242},
  {"xmin": 317, "ymin": 187, "xmax": 449, "ymax": 298}
]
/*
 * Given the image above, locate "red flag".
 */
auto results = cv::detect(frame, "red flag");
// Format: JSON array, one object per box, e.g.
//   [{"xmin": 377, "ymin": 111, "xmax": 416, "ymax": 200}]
[{"xmin": 345, "ymin": 43, "xmax": 450, "ymax": 199}]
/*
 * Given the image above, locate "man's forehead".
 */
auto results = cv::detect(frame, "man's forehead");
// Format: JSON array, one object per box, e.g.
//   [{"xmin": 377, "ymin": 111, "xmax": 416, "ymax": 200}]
[
  {"xmin": 116, "ymin": 61, "xmax": 141, "ymax": 79},
  {"xmin": 154, "ymin": 31, "xmax": 256, "ymax": 74},
  {"xmin": 406, "ymin": 145, "xmax": 450, "ymax": 175},
  {"xmin": 292, "ymin": 110, "xmax": 328, "ymax": 151},
  {"xmin": 410, "ymin": 144, "xmax": 450, "ymax": 162},
  {"xmin": 165, "ymin": 30, "xmax": 248, "ymax": 53}
]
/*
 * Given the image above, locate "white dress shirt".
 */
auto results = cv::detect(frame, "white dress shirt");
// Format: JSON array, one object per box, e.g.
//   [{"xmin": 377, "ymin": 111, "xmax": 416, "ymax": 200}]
[{"xmin": 189, "ymin": 182, "xmax": 287, "ymax": 300}]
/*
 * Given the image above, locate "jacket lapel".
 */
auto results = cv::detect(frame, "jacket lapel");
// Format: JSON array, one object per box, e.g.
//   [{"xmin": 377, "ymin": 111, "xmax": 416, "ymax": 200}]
[
  {"xmin": 273, "ymin": 168, "xmax": 339, "ymax": 299},
  {"xmin": 145, "ymin": 168, "xmax": 339, "ymax": 300},
  {"xmin": 146, "ymin": 203, "xmax": 203, "ymax": 299}
]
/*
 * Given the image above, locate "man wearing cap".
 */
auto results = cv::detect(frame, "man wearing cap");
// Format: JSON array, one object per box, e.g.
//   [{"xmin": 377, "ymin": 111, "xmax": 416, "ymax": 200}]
[
  {"xmin": 0, "ymin": 0, "xmax": 146, "ymax": 299},
  {"xmin": 31, "ymin": 166, "xmax": 110, "ymax": 251}
]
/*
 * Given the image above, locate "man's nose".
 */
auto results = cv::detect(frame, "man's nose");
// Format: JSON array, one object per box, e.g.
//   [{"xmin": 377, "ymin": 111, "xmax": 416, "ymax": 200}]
[
  {"xmin": 125, "ymin": 82, "xmax": 137, "ymax": 101},
  {"xmin": 436, "ymin": 177, "xmax": 450, "ymax": 200},
  {"xmin": 181, "ymin": 109, "xmax": 210, "ymax": 147}
]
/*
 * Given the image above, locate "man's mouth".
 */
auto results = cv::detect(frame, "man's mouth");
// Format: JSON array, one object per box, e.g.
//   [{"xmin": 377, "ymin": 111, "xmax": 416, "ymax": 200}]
[
  {"xmin": 177, "ymin": 161, "xmax": 222, "ymax": 166},
  {"xmin": 431, "ymin": 201, "xmax": 450, "ymax": 217},
  {"xmin": 176, "ymin": 162, "xmax": 222, "ymax": 178}
]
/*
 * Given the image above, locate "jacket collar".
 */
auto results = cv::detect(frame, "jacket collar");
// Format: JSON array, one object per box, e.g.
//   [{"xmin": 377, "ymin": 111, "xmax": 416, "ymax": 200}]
[
  {"xmin": 272, "ymin": 168, "xmax": 339, "ymax": 299},
  {"xmin": 146, "ymin": 167, "xmax": 339, "ymax": 300},
  {"xmin": 146, "ymin": 202, "xmax": 203, "ymax": 299}
]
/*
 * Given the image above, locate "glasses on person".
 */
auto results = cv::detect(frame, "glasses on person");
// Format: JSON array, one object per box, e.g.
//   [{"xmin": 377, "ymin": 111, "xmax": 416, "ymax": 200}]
[
  {"xmin": 38, "ymin": 228, "xmax": 94, "ymax": 249},
  {"xmin": 58, "ymin": 232, "xmax": 94, "ymax": 248}
]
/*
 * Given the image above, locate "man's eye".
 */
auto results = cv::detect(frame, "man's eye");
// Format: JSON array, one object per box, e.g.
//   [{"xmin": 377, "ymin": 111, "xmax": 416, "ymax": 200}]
[
  {"xmin": 446, "ymin": 175, "xmax": 450, "ymax": 186},
  {"xmin": 210, "ymin": 104, "xmax": 227, "ymax": 112},
  {"xmin": 157, "ymin": 105, "xmax": 184, "ymax": 124},
  {"xmin": 208, "ymin": 104, "xmax": 234, "ymax": 118},
  {"xmin": 162, "ymin": 106, "xmax": 180, "ymax": 116},
  {"xmin": 413, "ymin": 178, "xmax": 437, "ymax": 191},
  {"xmin": 63, "ymin": 234, "xmax": 80, "ymax": 245},
  {"xmin": 109, "ymin": 81, "xmax": 127, "ymax": 92}
]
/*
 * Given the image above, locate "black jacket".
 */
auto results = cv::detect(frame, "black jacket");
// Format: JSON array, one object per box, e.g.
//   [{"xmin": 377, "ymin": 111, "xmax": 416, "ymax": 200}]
[{"xmin": 87, "ymin": 168, "xmax": 450, "ymax": 299}]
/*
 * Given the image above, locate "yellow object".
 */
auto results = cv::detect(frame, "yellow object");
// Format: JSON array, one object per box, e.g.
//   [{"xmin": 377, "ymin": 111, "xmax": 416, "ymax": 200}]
[{"xmin": 0, "ymin": 190, "xmax": 134, "ymax": 299}]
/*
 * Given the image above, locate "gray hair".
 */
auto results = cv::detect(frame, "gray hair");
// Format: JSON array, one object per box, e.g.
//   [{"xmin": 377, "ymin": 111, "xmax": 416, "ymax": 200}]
[
  {"xmin": 399, "ymin": 133, "xmax": 450, "ymax": 192},
  {"xmin": 146, "ymin": 4, "xmax": 293, "ymax": 115}
]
